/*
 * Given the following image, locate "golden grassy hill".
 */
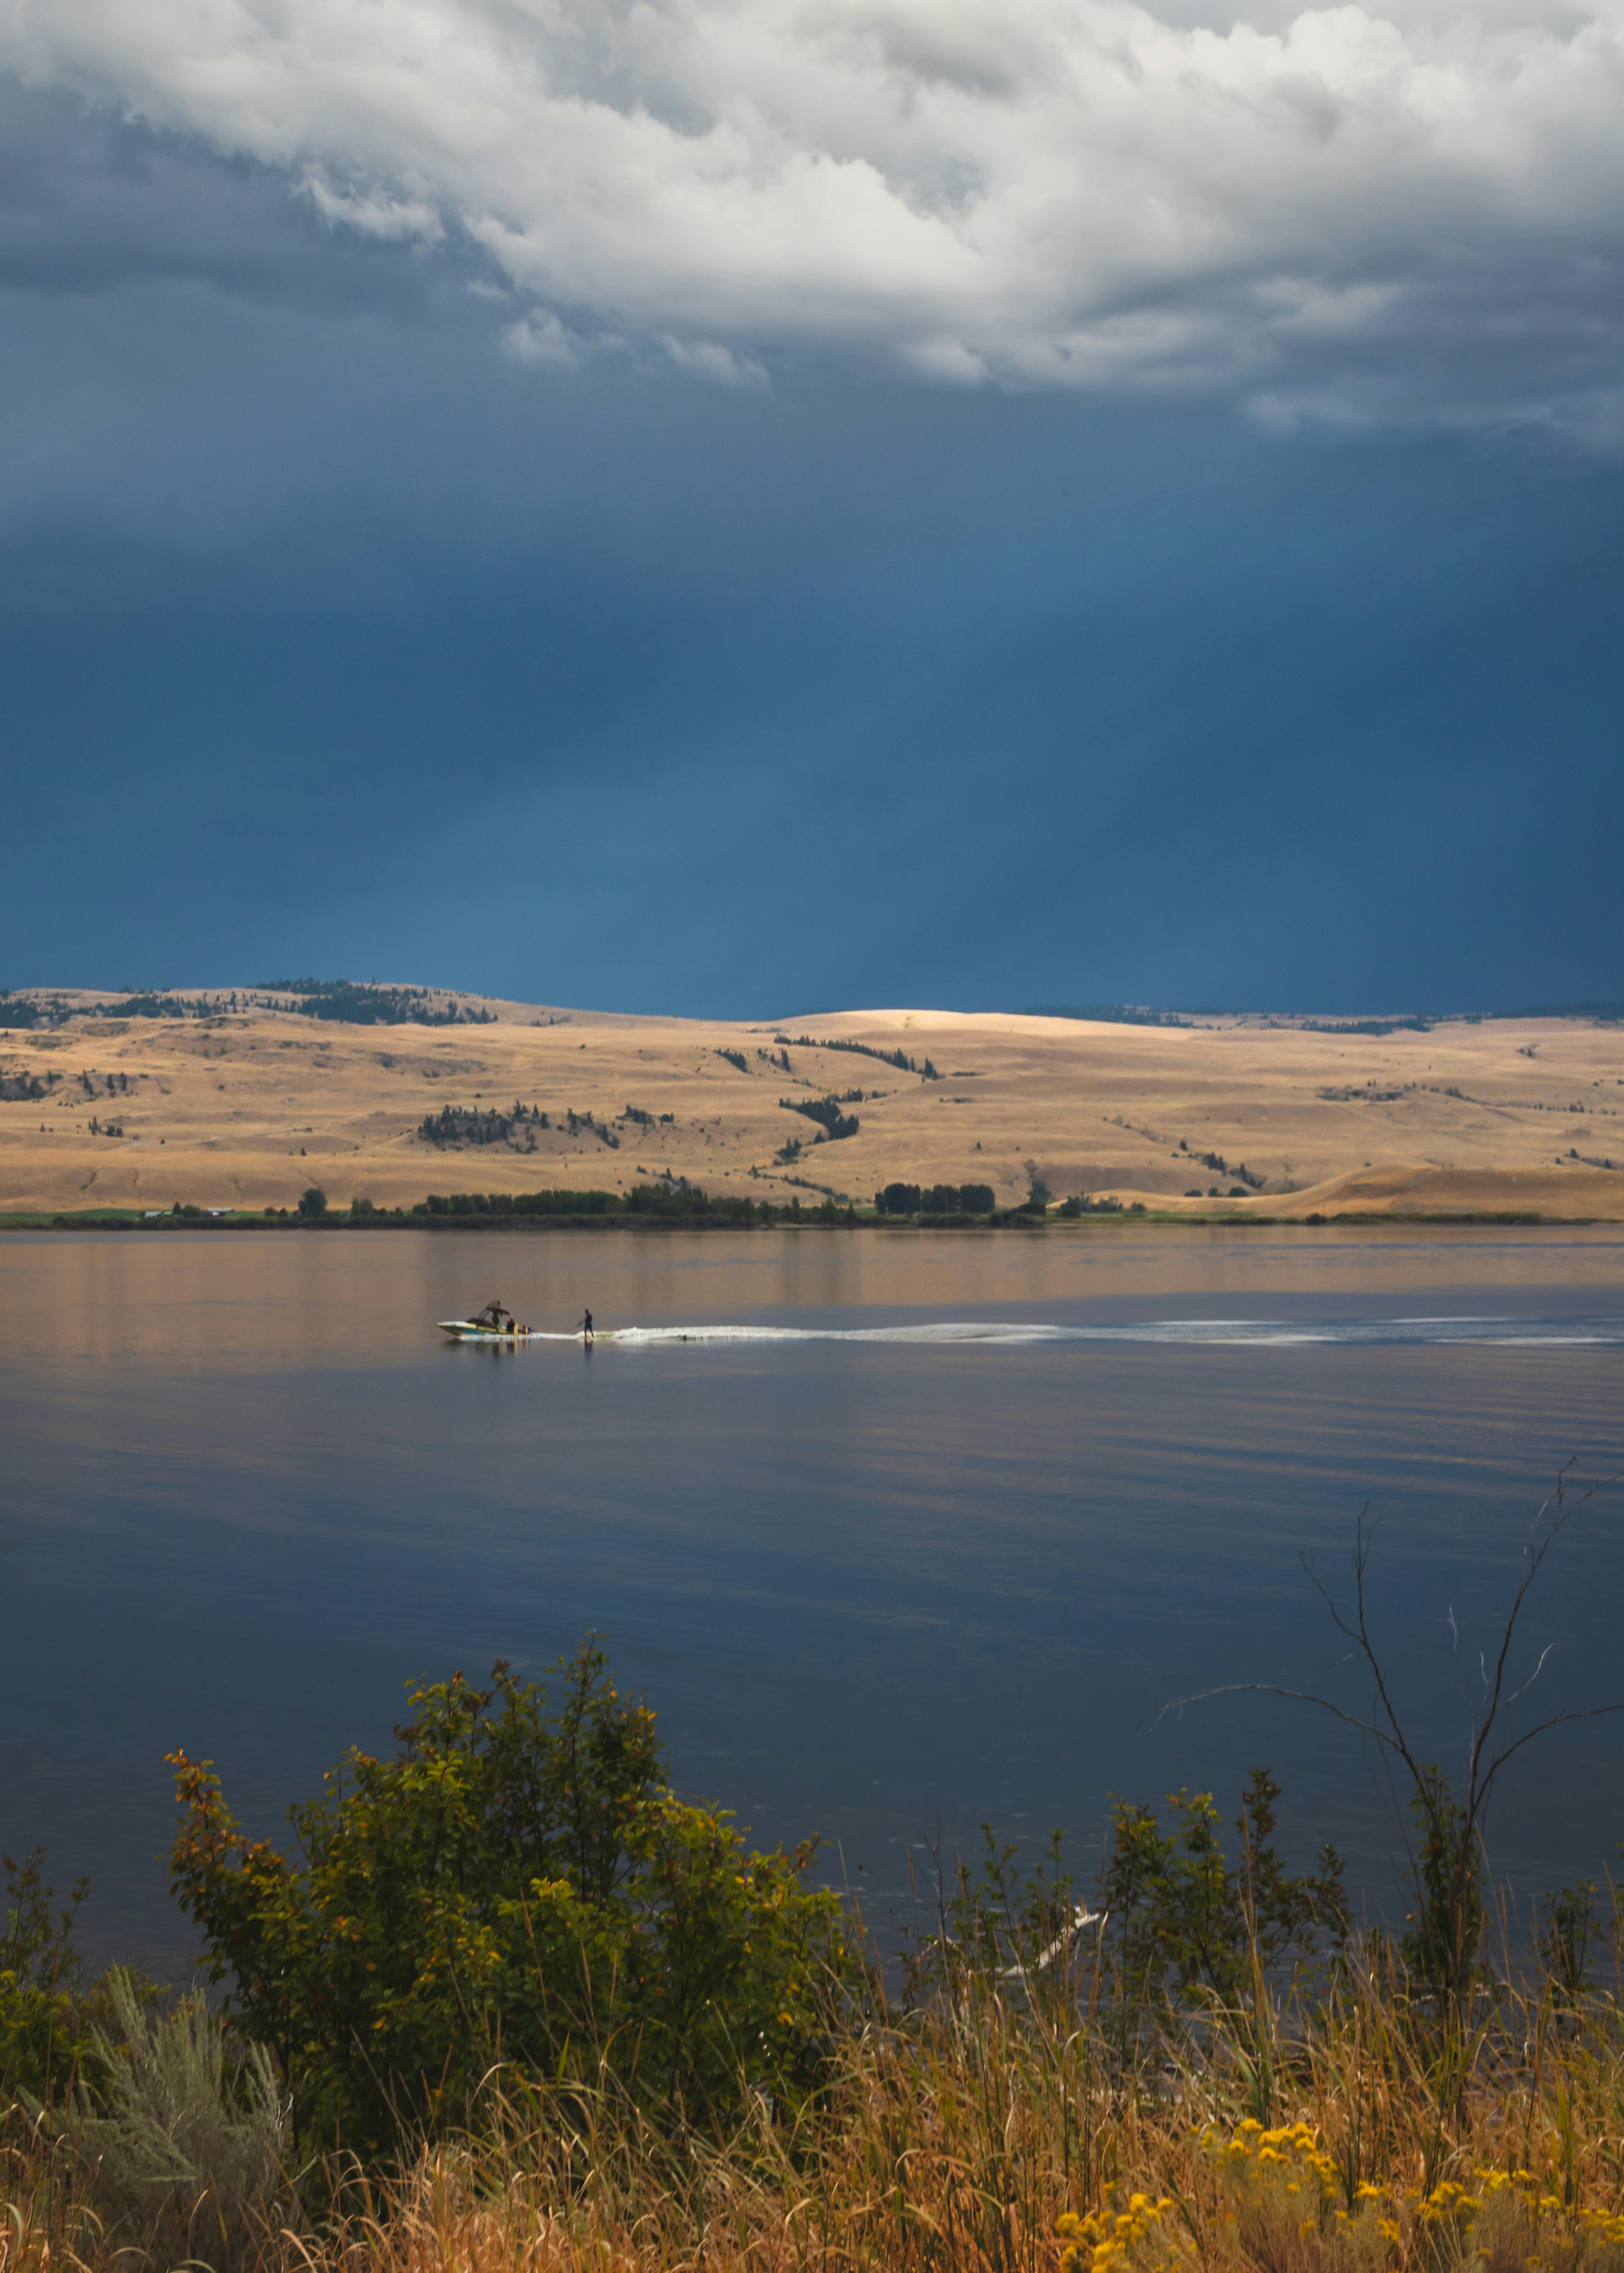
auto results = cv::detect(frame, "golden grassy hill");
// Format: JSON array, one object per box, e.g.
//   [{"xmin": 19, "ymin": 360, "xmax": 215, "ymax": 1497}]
[{"xmin": 3, "ymin": 986, "xmax": 1623, "ymax": 1218}]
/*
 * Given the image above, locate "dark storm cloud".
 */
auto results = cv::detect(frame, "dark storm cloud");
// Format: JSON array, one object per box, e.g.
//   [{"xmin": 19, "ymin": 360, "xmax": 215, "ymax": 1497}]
[
  {"xmin": 0, "ymin": 80, "xmax": 1620, "ymax": 1016},
  {"xmin": 1, "ymin": 267, "xmax": 1619, "ymax": 1014},
  {"xmin": 0, "ymin": 82, "xmax": 479, "ymax": 315}
]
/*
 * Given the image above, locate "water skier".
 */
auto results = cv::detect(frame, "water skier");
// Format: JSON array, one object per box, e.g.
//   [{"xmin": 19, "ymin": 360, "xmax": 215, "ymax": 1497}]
[{"xmin": 581, "ymin": 1308, "xmax": 594, "ymax": 1343}]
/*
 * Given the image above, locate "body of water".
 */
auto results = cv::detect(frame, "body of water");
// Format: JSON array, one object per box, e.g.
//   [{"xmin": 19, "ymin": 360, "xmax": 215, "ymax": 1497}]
[{"xmin": 3, "ymin": 1223, "xmax": 1622, "ymax": 1972}]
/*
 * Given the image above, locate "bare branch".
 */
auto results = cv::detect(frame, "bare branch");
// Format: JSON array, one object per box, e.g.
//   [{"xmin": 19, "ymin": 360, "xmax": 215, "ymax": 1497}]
[
  {"xmin": 1467, "ymin": 1466, "xmax": 1616, "ymax": 1807},
  {"xmin": 1347, "ymin": 1515, "xmax": 1428, "ymax": 1794},
  {"xmin": 1481, "ymin": 1701, "xmax": 1624, "ymax": 1785},
  {"xmin": 1150, "ymin": 1680, "xmax": 1400, "ymax": 1753},
  {"xmin": 1155, "ymin": 1466, "xmax": 1617, "ymax": 2011},
  {"xmin": 1502, "ymin": 1641, "xmax": 1559, "ymax": 1713},
  {"xmin": 1440, "ymin": 1473, "xmax": 1609, "ymax": 1862}
]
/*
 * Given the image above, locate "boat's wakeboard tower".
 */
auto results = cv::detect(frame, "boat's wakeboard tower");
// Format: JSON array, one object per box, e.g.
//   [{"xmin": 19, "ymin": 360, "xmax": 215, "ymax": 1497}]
[{"xmin": 437, "ymin": 1300, "xmax": 540, "ymax": 1339}]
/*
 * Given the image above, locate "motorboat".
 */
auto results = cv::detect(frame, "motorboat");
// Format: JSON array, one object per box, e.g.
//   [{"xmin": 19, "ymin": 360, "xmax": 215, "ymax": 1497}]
[{"xmin": 437, "ymin": 1300, "xmax": 540, "ymax": 1340}]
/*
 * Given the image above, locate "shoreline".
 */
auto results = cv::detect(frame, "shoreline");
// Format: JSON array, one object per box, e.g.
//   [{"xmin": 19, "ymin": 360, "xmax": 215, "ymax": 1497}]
[{"xmin": 1, "ymin": 1206, "xmax": 1580, "ymax": 1231}]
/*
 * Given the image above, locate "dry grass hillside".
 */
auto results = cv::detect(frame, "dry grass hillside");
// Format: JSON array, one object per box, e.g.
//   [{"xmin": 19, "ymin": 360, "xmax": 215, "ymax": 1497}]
[{"xmin": 3, "ymin": 986, "xmax": 1623, "ymax": 1217}]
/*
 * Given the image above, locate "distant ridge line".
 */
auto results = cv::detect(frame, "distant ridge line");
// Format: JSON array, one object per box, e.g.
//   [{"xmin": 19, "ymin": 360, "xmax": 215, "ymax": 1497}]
[
  {"xmin": 2, "ymin": 982, "xmax": 1622, "ymax": 1032},
  {"xmin": 1026, "ymin": 1004, "xmax": 1199, "ymax": 1028},
  {"xmin": 1498, "ymin": 1000, "xmax": 1624, "ymax": 1022},
  {"xmin": 1027, "ymin": 1002, "xmax": 1624, "ymax": 1030}
]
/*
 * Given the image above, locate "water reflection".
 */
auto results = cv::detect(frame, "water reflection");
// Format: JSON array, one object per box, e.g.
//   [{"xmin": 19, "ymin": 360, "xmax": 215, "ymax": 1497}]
[{"xmin": 2, "ymin": 1226, "xmax": 1621, "ymax": 1973}]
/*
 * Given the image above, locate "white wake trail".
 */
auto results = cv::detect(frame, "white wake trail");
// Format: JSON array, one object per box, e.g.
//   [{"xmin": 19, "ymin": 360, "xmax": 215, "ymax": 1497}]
[{"xmin": 591, "ymin": 1317, "xmax": 1624, "ymax": 1349}]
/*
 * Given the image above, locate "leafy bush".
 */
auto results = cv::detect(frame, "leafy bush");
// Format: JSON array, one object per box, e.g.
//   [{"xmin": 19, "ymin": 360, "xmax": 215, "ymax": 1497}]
[
  {"xmin": 168, "ymin": 1647, "xmax": 851, "ymax": 2156},
  {"xmin": 1, "ymin": 1850, "xmax": 97, "ymax": 2104},
  {"xmin": 1539, "ymin": 1878, "xmax": 1602, "ymax": 2004},
  {"xmin": 1399, "ymin": 1763, "xmax": 1485, "ymax": 2000},
  {"xmin": 908, "ymin": 1770, "xmax": 1346, "ymax": 2026},
  {"xmin": 1098, "ymin": 1770, "xmax": 1349, "ymax": 2011}
]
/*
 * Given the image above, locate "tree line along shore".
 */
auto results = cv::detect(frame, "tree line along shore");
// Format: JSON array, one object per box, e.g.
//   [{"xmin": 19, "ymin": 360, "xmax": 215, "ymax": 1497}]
[{"xmin": 1, "ymin": 1179, "xmax": 1559, "ymax": 1231}]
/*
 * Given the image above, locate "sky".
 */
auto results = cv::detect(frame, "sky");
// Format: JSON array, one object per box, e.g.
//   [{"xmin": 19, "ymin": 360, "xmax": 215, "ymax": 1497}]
[{"xmin": 1, "ymin": 0, "xmax": 1622, "ymax": 1017}]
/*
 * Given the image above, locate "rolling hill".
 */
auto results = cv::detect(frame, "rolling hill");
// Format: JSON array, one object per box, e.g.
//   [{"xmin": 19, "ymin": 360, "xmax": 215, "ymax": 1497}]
[{"xmin": 3, "ymin": 985, "xmax": 1623, "ymax": 1219}]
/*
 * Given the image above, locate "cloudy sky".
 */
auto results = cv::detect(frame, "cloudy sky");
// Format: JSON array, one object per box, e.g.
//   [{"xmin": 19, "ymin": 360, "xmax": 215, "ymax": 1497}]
[{"xmin": 2, "ymin": 0, "xmax": 1622, "ymax": 1014}]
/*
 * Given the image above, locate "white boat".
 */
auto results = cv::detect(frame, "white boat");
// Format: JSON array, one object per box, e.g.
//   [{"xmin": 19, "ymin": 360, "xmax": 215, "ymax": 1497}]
[{"xmin": 439, "ymin": 1300, "xmax": 551, "ymax": 1341}]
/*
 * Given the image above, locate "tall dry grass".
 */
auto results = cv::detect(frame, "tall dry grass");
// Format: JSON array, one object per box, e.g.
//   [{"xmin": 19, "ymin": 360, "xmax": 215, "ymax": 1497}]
[
  {"xmin": 306, "ymin": 1944, "xmax": 1624, "ymax": 2273},
  {"xmin": 10, "ymin": 1933, "xmax": 1624, "ymax": 2273}
]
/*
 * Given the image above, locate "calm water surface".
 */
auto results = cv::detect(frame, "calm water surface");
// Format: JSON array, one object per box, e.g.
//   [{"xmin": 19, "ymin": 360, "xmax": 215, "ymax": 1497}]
[{"xmin": 3, "ymin": 1224, "xmax": 1622, "ymax": 1971}]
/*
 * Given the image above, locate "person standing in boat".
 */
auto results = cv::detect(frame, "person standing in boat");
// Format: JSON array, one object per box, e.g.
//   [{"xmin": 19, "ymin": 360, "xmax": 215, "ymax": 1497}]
[{"xmin": 581, "ymin": 1308, "xmax": 594, "ymax": 1343}]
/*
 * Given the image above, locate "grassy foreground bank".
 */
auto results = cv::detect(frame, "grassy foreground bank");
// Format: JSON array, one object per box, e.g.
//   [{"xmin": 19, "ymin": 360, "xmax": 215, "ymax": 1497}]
[
  {"xmin": 7, "ymin": 1494, "xmax": 1623, "ymax": 2273},
  {"xmin": 10, "ymin": 1910, "xmax": 1624, "ymax": 2273}
]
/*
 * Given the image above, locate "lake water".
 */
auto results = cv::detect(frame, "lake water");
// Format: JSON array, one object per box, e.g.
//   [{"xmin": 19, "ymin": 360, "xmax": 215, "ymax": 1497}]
[{"xmin": 3, "ymin": 1223, "xmax": 1622, "ymax": 1975}]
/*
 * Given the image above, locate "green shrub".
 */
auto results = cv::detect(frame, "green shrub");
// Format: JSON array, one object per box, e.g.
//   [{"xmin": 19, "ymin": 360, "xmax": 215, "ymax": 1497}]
[
  {"xmin": 1400, "ymin": 1764, "xmax": 1485, "ymax": 2001},
  {"xmin": 1, "ymin": 1849, "xmax": 97, "ymax": 2104},
  {"xmin": 168, "ymin": 1646, "xmax": 851, "ymax": 2157},
  {"xmin": 909, "ymin": 1771, "xmax": 1347, "ymax": 2028},
  {"xmin": 1099, "ymin": 1769, "xmax": 1349, "ymax": 2011},
  {"xmin": 68, "ymin": 1970, "xmax": 289, "ymax": 2273}
]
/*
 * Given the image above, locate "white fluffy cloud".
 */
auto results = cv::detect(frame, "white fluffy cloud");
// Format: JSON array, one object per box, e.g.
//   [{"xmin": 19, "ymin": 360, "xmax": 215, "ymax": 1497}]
[{"xmin": 5, "ymin": 0, "xmax": 1624, "ymax": 421}]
